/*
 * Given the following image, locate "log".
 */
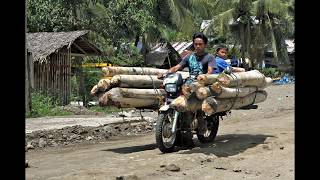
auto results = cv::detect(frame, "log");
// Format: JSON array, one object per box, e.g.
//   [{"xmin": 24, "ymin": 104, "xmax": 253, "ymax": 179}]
[
  {"xmin": 169, "ymin": 95, "xmax": 203, "ymax": 112},
  {"xmin": 102, "ymin": 66, "xmax": 189, "ymax": 78},
  {"xmin": 90, "ymin": 85, "xmax": 99, "ymax": 95},
  {"xmin": 97, "ymin": 78, "xmax": 112, "ymax": 91},
  {"xmin": 90, "ymin": 79, "xmax": 112, "ymax": 96},
  {"xmin": 181, "ymin": 82, "xmax": 203, "ymax": 99},
  {"xmin": 110, "ymin": 87, "xmax": 165, "ymax": 99},
  {"xmin": 202, "ymin": 90, "xmax": 268, "ymax": 115},
  {"xmin": 196, "ymin": 74, "xmax": 220, "ymax": 85},
  {"xmin": 197, "ymin": 70, "xmax": 270, "ymax": 87},
  {"xmin": 196, "ymin": 81, "xmax": 266, "ymax": 100},
  {"xmin": 216, "ymin": 70, "xmax": 269, "ymax": 87},
  {"xmin": 98, "ymin": 88, "xmax": 163, "ymax": 108},
  {"xmin": 111, "ymin": 75, "xmax": 163, "ymax": 88}
]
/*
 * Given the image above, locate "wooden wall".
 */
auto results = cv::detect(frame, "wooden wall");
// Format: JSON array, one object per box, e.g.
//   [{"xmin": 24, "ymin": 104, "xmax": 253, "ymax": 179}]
[{"xmin": 33, "ymin": 47, "xmax": 72, "ymax": 105}]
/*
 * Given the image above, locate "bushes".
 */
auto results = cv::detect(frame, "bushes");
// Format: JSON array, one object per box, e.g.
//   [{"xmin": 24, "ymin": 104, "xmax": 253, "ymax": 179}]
[
  {"xmin": 26, "ymin": 91, "xmax": 72, "ymax": 118},
  {"xmin": 257, "ymin": 68, "xmax": 284, "ymax": 78}
]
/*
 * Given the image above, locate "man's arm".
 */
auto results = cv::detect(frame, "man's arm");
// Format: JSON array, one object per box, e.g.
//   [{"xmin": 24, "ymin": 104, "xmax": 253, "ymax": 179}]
[
  {"xmin": 207, "ymin": 55, "xmax": 217, "ymax": 74},
  {"xmin": 207, "ymin": 66, "xmax": 214, "ymax": 74},
  {"xmin": 168, "ymin": 64, "xmax": 182, "ymax": 73},
  {"xmin": 157, "ymin": 57, "xmax": 186, "ymax": 78}
]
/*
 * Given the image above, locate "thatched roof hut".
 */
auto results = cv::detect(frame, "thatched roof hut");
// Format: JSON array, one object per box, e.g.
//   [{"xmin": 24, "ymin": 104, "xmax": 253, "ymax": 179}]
[
  {"xmin": 27, "ymin": 30, "xmax": 102, "ymax": 63},
  {"xmin": 26, "ymin": 30, "xmax": 102, "ymax": 105}
]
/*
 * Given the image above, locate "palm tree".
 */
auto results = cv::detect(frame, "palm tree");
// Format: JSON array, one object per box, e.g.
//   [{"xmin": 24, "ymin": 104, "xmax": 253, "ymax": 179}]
[{"xmin": 203, "ymin": 0, "xmax": 294, "ymax": 70}]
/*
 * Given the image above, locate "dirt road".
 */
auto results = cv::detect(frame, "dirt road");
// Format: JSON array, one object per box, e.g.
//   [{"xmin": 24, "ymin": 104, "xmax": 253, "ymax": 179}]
[{"xmin": 26, "ymin": 84, "xmax": 294, "ymax": 180}]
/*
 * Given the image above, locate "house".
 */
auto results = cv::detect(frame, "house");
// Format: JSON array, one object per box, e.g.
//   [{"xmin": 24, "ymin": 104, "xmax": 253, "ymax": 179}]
[
  {"xmin": 145, "ymin": 41, "xmax": 193, "ymax": 69},
  {"xmin": 264, "ymin": 39, "xmax": 295, "ymax": 68},
  {"xmin": 26, "ymin": 30, "xmax": 102, "ymax": 105}
]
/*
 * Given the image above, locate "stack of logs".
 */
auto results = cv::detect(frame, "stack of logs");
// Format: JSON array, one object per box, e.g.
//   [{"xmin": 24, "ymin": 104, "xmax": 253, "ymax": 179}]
[
  {"xmin": 91, "ymin": 66, "xmax": 271, "ymax": 114},
  {"xmin": 90, "ymin": 66, "xmax": 189, "ymax": 109},
  {"xmin": 169, "ymin": 70, "xmax": 272, "ymax": 115}
]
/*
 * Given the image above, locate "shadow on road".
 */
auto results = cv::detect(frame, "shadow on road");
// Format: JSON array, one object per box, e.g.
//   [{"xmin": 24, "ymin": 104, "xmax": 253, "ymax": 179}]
[
  {"xmin": 101, "ymin": 134, "xmax": 274, "ymax": 156},
  {"xmin": 102, "ymin": 143, "xmax": 157, "ymax": 154},
  {"xmin": 180, "ymin": 134, "xmax": 274, "ymax": 157}
]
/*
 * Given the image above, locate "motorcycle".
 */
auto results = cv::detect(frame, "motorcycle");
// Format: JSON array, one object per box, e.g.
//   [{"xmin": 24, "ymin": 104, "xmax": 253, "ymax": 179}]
[{"xmin": 155, "ymin": 73, "xmax": 227, "ymax": 153}]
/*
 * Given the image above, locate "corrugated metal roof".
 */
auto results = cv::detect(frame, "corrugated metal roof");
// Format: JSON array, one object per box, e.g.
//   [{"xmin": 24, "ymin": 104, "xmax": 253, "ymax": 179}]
[{"xmin": 171, "ymin": 42, "xmax": 193, "ymax": 54}]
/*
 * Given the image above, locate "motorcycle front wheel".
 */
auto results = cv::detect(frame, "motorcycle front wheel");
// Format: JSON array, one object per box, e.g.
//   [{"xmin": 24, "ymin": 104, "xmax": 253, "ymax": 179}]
[{"xmin": 155, "ymin": 110, "xmax": 178, "ymax": 153}]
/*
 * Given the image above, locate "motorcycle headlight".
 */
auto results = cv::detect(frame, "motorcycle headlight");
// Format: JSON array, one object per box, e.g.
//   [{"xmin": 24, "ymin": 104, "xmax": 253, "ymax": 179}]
[{"xmin": 165, "ymin": 84, "xmax": 177, "ymax": 93}]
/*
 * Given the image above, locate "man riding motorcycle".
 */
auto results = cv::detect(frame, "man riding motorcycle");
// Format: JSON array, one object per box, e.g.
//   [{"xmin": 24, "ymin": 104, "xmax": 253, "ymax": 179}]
[{"xmin": 157, "ymin": 32, "xmax": 217, "ymax": 138}]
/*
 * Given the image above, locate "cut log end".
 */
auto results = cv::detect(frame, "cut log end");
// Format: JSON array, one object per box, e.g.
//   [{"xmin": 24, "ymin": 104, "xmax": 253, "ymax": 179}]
[
  {"xmin": 217, "ymin": 74, "xmax": 231, "ymax": 86},
  {"xmin": 196, "ymin": 87, "xmax": 209, "ymax": 100},
  {"xmin": 101, "ymin": 67, "xmax": 109, "ymax": 76},
  {"xmin": 90, "ymin": 85, "xmax": 99, "ymax": 96},
  {"xmin": 110, "ymin": 75, "xmax": 121, "ymax": 86},
  {"xmin": 202, "ymin": 100, "xmax": 214, "ymax": 115},
  {"xmin": 197, "ymin": 74, "xmax": 207, "ymax": 84},
  {"xmin": 97, "ymin": 79, "xmax": 111, "ymax": 91},
  {"xmin": 181, "ymin": 85, "xmax": 192, "ymax": 98},
  {"xmin": 211, "ymin": 82, "xmax": 222, "ymax": 92},
  {"xmin": 169, "ymin": 96, "xmax": 188, "ymax": 112}
]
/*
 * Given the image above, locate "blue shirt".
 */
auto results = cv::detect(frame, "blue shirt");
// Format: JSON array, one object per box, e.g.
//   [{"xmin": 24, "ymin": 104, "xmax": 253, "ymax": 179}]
[
  {"xmin": 214, "ymin": 56, "xmax": 231, "ymax": 74},
  {"xmin": 179, "ymin": 53, "xmax": 217, "ymax": 75}
]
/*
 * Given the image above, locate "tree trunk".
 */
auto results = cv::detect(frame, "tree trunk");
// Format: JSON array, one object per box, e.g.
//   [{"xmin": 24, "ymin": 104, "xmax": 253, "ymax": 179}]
[
  {"xmin": 134, "ymin": 34, "xmax": 140, "ymax": 47},
  {"xmin": 98, "ymin": 88, "xmax": 162, "ymax": 108},
  {"xmin": 90, "ymin": 85, "xmax": 99, "ymax": 96},
  {"xmin": 202, "ymin": 90, "xmax": 268, "ymax": 115},
  {"xmin": 25, "ymin": 53, "xmax": 32, "ymax": 115},
  {"xmin": 169, "ymin": 95, "xmax": 203, "ymax": 112},
  {"xmin": 196, "ymin": 81, "xmax": 268, "ymax": 100},
  {"xmin": 217, "ymin": 70, "xmax": 271, "ymax": 87},
  {"xmin": 111, "ymin": 75, "xmax": 163, "ymax": 88},
  {"xmin": 102, "ymin": 66, "xmax": 189, "ymax": 78},
  {"xmin": 181, "ymin": 82, "xmax": 203, "ymax": 99},
  {"xmin": 97, "ymin": 79, "xmax": 112, "ymax": 91},
  {"xmin": 107, "ymin": 87, "xmax": 165, "ymax": 99},
  {"xmin": 90, "ymin": 79, "xmax": 112, "ymax": 96},
  {"xmin": 196, "ymin": 74, "xmax": 220, "ymax": 85}
]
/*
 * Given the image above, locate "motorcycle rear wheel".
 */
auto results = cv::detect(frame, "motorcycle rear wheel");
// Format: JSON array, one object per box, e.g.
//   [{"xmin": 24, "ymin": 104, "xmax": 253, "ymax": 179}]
[{"xmin": 197, "ymin": 115, "xmax": 219, "ymax": 143}]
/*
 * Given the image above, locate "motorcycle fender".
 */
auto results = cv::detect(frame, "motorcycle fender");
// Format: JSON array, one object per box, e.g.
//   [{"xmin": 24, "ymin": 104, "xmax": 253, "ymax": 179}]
[{"xmin": 159, "ymin": 105, "xmax": 170, "ymax": 112}]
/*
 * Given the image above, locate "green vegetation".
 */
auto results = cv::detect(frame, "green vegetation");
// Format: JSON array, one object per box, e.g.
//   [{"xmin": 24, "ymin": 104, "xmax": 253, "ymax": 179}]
[
  {"xmin": 258, "ymin": 67, "xmax": 284, "ymax": 78},
  {"xmin": 26, "ymin": 0, "xmax": 294, "ymax": 116},
  {"xmin": 26, "ymin": 91, "xmax": 72, "ymax": 118}
]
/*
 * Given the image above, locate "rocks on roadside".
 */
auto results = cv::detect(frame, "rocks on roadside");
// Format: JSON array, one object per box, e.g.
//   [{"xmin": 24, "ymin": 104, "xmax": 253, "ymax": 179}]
[
  {"xmin": 165, "ymin": 164, "xmax": 180, "ymax": 172},
  {"xmin": 116, "ymin": 174, "xmax": 139, "ymax": 180},
  {"xmin": 86, "ymin": 136, "xmax": 93, "ymax": 141},
  {"xmin": 233, "ymin": 168, "xmax": 242, "ymax": 172},
  {"xmin": 38, "ymin": 138, "xmax": 47, "ymax": 148},
  {"xmin": 26, "ymin": 142, "xmax": 34, "ymax": 150},
  {"xmin": 25, "ymin": 160, "xmax": 29, "ymax": 168}
]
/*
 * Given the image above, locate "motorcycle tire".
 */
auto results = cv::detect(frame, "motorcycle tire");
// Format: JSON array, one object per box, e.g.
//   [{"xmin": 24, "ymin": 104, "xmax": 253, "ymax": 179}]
[
  {"xmin": 197, "ymin": 115, "xmax": 219, "ymax": 143},
  {"xmin": 155, "ymin": 111, "xmax": 177, "ymax": 153}
]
